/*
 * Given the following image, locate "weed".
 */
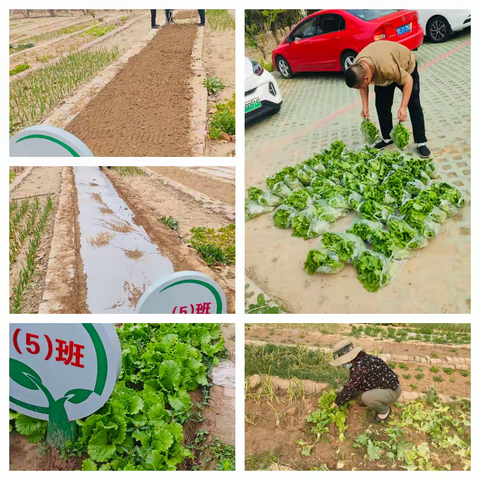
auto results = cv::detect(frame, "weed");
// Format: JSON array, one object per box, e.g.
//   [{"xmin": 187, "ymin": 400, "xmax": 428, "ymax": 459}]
[
  {"xmin": 189, "ymin": 224, "xmax": 235, "ymax": 266},
  {"xmin": 443, "ymin": 368, "xmax": 455, "ymax": 375},
  {"xmin": 10, "ymin": 63, "xmax": 30, "ymax": 77},
  {"xmin": 402, "ymin": 374, "xmax": 411, "ymax": 380},
  {"xmin": 408, "ymin": 384, "xmax": 418, "ymax": 391},
  {"xmin": 260, "ymin": 58, "xmax": 274, "ymax": 72},
  {"xmin": 120, "ymin": 16, "xmax": 127, "ymax": 21},
  {"xmin": 9, "ymin": 171, "xmax": 17, "ymax": 184},
  {"xmin": 398, "ymin": 363, "xmax": 409, "ymax": 371},
  {"xmin": 414, "ymin": 367, "xmax": 423, "ymax": 372},
  {"xmin": 161, "ymin": 216, "xmax": 179, "ymax": 231},
  {"xmin": 388, "ymin": 361, "xmax": 396, "ymax": 369},
  {"xmin": 415, "ymin": 373, "xmax": 425, "ymax": 380},
  {"xmin": 208, "ymin": 95, "xmax": 235, "ymax": 139},
  {"xmin": 245, "ymin": 451, "xmax": 278, "ymax": 471},
  {"xmin": 203, "ymin": 76, "xmax": 226, "ymax": 95},
  {"xmin": 246, "ymin": 294, "xmax": 283, "ymax": 314},
  {"xmin": 432, "ymin": 376, "xmax": 443, "ymax": 382},
  {"xmin": 450, "ymin": 378, "xmax": 456, "ymax": 383},
  {"xmin": 430, "ymin": 352, "xmax": 438, "ymax": 358},
  {"xmin": 83, "ymin": 24, "xmax": 115, "ymax": 37},
  {"xmin": 430, "ymin": 366, "xmax": 439, "ymax": 373},
  {"xmin": 9, "ymin": 43, "xmax": 35, "ymax": 55},
  {"xmin": 459, "ymin": 370, "xmax": 469, "ymax": 377}
]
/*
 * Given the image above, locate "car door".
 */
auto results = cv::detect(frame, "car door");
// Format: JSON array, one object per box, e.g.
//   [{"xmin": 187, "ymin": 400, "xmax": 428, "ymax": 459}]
[
  {"xmin": 286, "ymin": 16, "xmax": 319, "ymax": 71},
  {"xmin": 309, "ymin": 13, "xmax": 347, "ymax": 70}
]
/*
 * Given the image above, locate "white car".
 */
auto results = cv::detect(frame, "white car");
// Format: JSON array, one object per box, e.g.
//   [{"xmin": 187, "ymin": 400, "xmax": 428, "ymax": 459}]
[
  {"xmin": 418, "ymin": 10, "xmax": 471, "ymax": 43},
  {"xmin": 245, "ymin": 57, "xmax": 282, "ymax": 122}
]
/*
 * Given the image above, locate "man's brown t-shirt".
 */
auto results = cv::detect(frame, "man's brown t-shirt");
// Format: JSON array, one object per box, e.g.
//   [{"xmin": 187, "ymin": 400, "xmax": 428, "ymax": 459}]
[{"xmin": 355, "ymin": 41, "xmax": 416, "ymax": 87}]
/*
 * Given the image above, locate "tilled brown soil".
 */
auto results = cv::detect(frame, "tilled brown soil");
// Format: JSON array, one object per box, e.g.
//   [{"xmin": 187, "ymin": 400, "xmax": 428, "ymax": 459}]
[
  {"xmin": 174, "ymin": 10, "xmax": 198, "ymax": 20},
  {"xmin": 66, "ymin": 23, "xmax": 197, "ymax": 157},
  {"xmin": 245, "ymin": 394, "xmax": 469, "ymax": 471},
  {"xmin": 245, "ymin": 327, "xmax": 471, "ymax": 360}
]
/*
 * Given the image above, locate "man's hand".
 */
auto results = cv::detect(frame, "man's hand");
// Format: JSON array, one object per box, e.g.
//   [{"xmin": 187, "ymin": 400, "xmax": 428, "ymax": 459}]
[
  {"xmin": 397, "ymin": 106, "xmax": 408, "ymax": 122},
  {"xmin": 361, "ymin": 108, "xmax": 369, "ymax": 120}
]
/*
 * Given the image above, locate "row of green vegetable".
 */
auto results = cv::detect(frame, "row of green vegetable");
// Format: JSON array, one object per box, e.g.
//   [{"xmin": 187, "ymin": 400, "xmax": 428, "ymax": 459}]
[{"xmin": 246, "ymin": 140, "xmax": 465, "ymax": 292}]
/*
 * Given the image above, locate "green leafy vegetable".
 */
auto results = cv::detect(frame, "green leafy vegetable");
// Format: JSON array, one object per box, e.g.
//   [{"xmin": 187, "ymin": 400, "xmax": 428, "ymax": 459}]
[{"xmin": 391, "ymin": 122, "xmax": 410, "ymax": 150}]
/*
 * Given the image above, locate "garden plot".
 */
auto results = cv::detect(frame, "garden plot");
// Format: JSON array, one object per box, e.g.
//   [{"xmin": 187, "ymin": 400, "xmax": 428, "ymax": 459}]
[
  {"xmin": 10, "ymin": 323, "xmax": 235, "ymax": 471},
  {"xmin": 245, "ymin": 334, "xmax": 471, "ymax": 471},
  {"xmin": 10, "ymin": 166, "xmax": 235, "ymax": 314}
]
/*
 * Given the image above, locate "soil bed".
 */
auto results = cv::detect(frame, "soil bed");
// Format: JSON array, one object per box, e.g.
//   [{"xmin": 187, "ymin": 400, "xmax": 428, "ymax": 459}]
[
  {"xmin": 245, "ymin": 327, "xmax": 472, "ymax": 359},
  {"xmin": 66, "ymin": 23, "xmax": 197, "ymax": 157}
]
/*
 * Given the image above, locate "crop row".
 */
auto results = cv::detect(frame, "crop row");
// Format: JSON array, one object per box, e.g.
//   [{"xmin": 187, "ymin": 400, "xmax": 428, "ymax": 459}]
[
  {"xmin": 10, "ymin": 46, "xmax": 120, "ymax": 135},
  {"xmin": 11, "ymin": 196, "xmax": 53, "ymax": 314}
]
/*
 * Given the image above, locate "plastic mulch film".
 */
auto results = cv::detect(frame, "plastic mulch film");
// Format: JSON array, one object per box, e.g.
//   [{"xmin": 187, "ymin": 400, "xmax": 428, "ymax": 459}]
[
  {"xmin": 245, "ymin": 201, "xmax": 273, "ymax": 221},
  {"xmin": 270, "ymin": 181, "xmax": 293, "ymax": 198},
  {"xmin": 258, "ymin": 190, "xmax": 282, "ymax": 207}
]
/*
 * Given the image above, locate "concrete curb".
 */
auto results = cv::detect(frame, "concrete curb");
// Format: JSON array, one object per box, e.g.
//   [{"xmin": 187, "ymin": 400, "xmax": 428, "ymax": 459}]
[
  {"xmin": 141, "ymin": 167, "xmax": 235, "ymax": 222},
  {"xmin": 9, "ymin": 167, "xmax": 34, "ymax": 194},
  {"xmin": 244, "ymin": 340, "xmax": 470, "ymax": 370},
  {"xmin": 10, "ymin": 13, "xmax": 140, "ymax": 83},
  {"xmin": 42, "ymin": 18, "xmax": 164, "ymax": 130},
  {"xmin": 190, "ymin": 24, "xmax": 207, "ymax": 156},
  {"xmin": 38, "ymin": 167, "xmax": 78, "ymax": 314}
]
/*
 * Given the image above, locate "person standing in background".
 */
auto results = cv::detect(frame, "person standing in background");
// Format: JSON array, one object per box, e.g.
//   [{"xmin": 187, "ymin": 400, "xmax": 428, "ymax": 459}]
[
  {"xmin": 165, "ymin": 9, "xmax": 174, "ymax": 24},
  {"xmin": 198, "ymin": 9, "xmax": 205, "ymax": 27},
  {"xmin": 151, "ymin": 9, "xmax": 159, "ymax": 29}
]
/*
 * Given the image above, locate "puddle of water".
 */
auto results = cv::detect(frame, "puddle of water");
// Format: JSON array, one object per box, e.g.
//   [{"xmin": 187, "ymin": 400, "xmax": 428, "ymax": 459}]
[{"xmin": 74, "ymin": 167, "xmax": 174, "ymax": 313}]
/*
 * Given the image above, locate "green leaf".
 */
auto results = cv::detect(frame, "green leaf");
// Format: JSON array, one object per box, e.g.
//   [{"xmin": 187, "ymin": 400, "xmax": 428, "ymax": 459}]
[
  {"xmin": 152, "ymin": 428, "xmax": 174, "ymax": 453},
  {"xmin": 158, "ymin": 360, "xmax": 181, "ymax": 390},
  {"xmin": 367, "ymin": 440, "xmax": 382, "ymax": 460},
  {"xmin": 9, "ymin": 359, "xmax": 42, "ymax": 390},
  {"xmin": 88, "ymin": 428, "xmax": 117, "ymax": 462},
  {"xmin": 168, "ymin": 390, "xmax": 192, "ymax": 412},
  {"xmin": 145, "ymin": 450, "xmax": 164, "ymax": 470},
  {"xmin": 65, "ymin": 388, "xmax": 94, "ymax": 404},
  {"xmin": 14, "ymin": 414, "xmax": 47, "ymax": 442},
  {"xmin": 82, "ymin": 459, "xmax": 97, "ymax": 471}
]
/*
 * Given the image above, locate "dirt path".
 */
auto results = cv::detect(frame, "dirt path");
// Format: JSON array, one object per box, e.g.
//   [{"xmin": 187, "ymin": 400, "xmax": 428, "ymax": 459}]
[
  {"xmin": 9, "ymin": 167, "xmax": 63, "ymax": 314},
  {"xmin": 204, "ymin": 10, "xmax": 235, "ymax": 157},
  {"xmin": 150, "ymin": 167, "xmax": 235, "ymax": 206},
  {"xmin": 66, "ymin": 23, "xmax": 197, "ymax": 157},
  {"xmin": 245, "ymin": 327, "xmax": 471, "ymax": 359}
]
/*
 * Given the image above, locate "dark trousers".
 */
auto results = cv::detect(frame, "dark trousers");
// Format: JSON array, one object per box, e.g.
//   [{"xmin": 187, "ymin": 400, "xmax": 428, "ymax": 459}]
[
  {"xmin": 374, "ymin": 62, "xmax": 427, "ymax": 144},
  {"xmin": 150, "ymin": 9, "xmax": 157, "ymax": 27},
  {"xmin": 198, "ymin": 9, "xmax": 206, "ymax": 25},
  {"xmin": 165, "ymin": 10, "xmax": 173, "ymax": 23}
]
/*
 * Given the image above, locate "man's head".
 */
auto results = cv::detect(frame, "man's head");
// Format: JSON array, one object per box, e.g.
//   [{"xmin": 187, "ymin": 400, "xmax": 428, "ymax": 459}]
[{"xmin": 345, "ymin": 63, "xmax": 371, "ymax": 89}]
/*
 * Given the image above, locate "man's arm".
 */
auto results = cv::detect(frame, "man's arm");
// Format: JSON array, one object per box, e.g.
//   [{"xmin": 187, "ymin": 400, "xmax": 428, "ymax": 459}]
[
  {"xmin": 359, "ymin": 86, "xmax": 369, "ymax": 119},
  {"xmin": 398, "ymin": 73, "xmax": 413, "ymax": 122}
]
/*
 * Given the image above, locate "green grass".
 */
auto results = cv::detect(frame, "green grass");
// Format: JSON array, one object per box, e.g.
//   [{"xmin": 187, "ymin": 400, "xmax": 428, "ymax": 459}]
[
  {"xmin": 460, "ymin": 370, "xmax": 469, "ymax": 377},
  {"xmin": 83, "ymin": 24, "xmax": 115, "ymax": 37},
  {"xmin": 9, "ymin": 171, "xmax": 17, "ymax": 184},
  {"xmin": 9, "ymin": 64, "xmax": 30, "ymax": 77},
  {"xmin": 245, "ymin": 451, "xmax": 278, "ymax": 471},
  {"xmin": 161, "ymin": 216, "xmax": 179, "ymax": 231},
  {"xmin": 189, "ymin": 224, "xmax": 235, "ymax": 266},
  {"xmin": 245, "ymin": 295, "xmax": 284, "ymax": 314},
  {"xmin": 432, "ymin": 376, "xmax": 443, "ymax": 383},
  {"xmin": 245, "ymin": 344, "xmax": 349, "ymax": 388},
  {"xmin": 9, "ymin": 43, "xmax": 34, "ymax": 55},
  {"xmin": 247, "ymin": 323, "xmax": 344, "ymax": 334},
  {"xmin": 443, "ymin": 368, "xmax": 455, "ymax": 375},
  {"xmin": 10, "ymin": 46, "xmax": 120, "ymax": 135},
  {"xmin": 205, "ymin": 10, "xmax": 235, "ymax": 30},
  {"xmin": 430, "ymin": 366, "xmax": 439, "ymax": 373},
  {"xmin": 408, "ymin": 323, "xmax": 471, "ymax": 333},
  {"xmin": 35, "ymin": 54, "xmax": 54, "ymax": 63}
]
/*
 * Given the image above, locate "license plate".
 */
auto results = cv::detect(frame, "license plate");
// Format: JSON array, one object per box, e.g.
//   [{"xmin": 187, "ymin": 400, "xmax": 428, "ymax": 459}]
[
  {"xmin": 396, "ymin": 23, "xmax": 412, "ymax": 36},
  {"xmin": 245, "ymin": 98, "xmax": 261, "ymax": 114}
]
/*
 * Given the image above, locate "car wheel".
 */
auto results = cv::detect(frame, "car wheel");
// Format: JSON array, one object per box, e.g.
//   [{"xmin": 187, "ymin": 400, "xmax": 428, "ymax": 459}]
[
  {"xmin": 427, "ymin": 16, "xmax": 451, "ymax": 43},
  {"xmin": 276, "ymin": 56, "xmax": 293, "ymax": 79},
  {"xmin": 341, "ymin": 50, "xmax": 357, "ymax": 72}
]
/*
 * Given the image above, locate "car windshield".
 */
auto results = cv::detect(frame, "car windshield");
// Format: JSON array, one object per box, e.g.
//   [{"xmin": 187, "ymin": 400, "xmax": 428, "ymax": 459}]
[{"xmin": 346, "ymin": 9, "xmax": 399, "ymax": 21}]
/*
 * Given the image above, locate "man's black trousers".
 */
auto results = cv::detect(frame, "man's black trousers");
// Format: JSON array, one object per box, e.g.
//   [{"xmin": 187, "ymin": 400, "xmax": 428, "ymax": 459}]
[
  {"xmin": 151, "ymin": 9, "xmax": 157, "ymax": 27},
  {"xmin": 198, "ymin": 9, "xmax": 206, "ymax": 25},
  {"xmin": 374, "ymin": 62, "xmax": 427, "ymax": 144}
]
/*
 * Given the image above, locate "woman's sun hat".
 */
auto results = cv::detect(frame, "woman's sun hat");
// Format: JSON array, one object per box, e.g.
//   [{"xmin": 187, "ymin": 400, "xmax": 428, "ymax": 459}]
[{"xmin": 330, "ymin": 339, "xmax": 363, "ymax": 367}]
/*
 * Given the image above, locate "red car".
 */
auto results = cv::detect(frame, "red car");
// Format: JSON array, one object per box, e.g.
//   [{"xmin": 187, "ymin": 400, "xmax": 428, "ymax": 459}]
[{"xmin": 272, "ymin": 9, "xmax": 424, "ymax": 78}]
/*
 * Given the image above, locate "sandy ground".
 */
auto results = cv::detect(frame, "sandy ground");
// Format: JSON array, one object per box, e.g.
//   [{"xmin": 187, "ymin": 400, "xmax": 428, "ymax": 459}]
[
  {"xmin": 204, "ymin": 10, "xmax": 236, "ymax": 157},
  {"xmin": 245, "ymin": 326, "xmax": 471, "ymax": 359},
  {"xmin": 66, "ymin": 23, "xmax": 196, "ymax": 157},
  {"xmin": 9, "ymin": 167, "xmax": 63, "ymax": 314},
  {"xmin": 149, "ymin": 167, "xmax": 235, "ymax": 206}
]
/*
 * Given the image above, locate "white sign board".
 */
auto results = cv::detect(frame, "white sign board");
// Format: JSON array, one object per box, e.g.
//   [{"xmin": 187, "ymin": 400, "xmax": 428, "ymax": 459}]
[
  {"xmin": 10, "ymin": 324, "xmax": 121, "ymax": 421},
  {"xmin": 136, "ymin": 271, "xmax": 227, "ymax": 314},
  {"xmin": 10, "ymin": 126, "xmax": 94, "ymax": 157}
]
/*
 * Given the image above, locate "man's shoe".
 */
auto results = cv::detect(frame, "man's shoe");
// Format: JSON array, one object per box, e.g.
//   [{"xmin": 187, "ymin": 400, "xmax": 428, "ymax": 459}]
[
  {"xmin": 152, "ymin": 24, "xmax": 160, "ymax": 29},
  {"xmin": 417, "ymin": 145, "xmax": 431, "ymax": 158},
  {"xmin": 198, "ymin": 23, "xmax": 205, "ymax": 26},
  {"xmin": 374, "ymin": 139, "xmax": 393, "ymax": 149}
]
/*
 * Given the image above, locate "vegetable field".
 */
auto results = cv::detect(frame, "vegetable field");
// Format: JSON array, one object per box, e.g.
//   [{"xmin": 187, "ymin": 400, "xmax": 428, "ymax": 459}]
[
  {"xmin": 9, "ymin": 9, "xmax": 235, "ymax": 157},
  {"xmin": 10, "ymin": 323, "xmax": 236, "ymax": 471},
  {"xmin": 9, "ymin": 166, "xmax": 235, "ymax": 314},
  {"xmin": 245, "ymin": 324, "xmax": 471, "ymax": 471}
]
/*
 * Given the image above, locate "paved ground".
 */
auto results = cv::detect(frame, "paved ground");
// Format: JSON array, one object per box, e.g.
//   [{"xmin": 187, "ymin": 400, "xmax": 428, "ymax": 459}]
[{"xmin": 245, "ymin": 31, "xmax": 471, "ymax": 313}]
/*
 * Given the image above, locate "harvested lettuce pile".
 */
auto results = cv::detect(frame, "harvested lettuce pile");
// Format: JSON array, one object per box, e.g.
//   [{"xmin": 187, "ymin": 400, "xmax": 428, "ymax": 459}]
[
  {"xmin": 246, "ymin": 141, "xmax": 466, "ymax": 292},
  {"xmin": 360, "ymin": 118, "xmax": 380, "ymax": 144},
  {"xmin": 391, "ymin": 122, "xmax": 410, "ymax": 150}
]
